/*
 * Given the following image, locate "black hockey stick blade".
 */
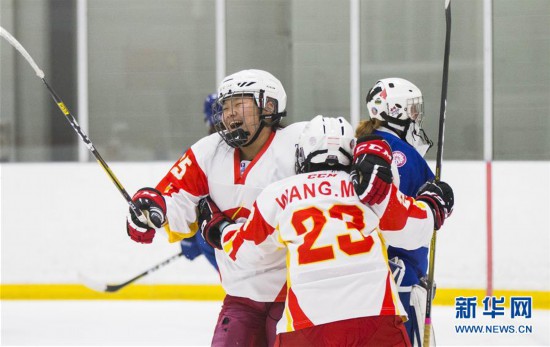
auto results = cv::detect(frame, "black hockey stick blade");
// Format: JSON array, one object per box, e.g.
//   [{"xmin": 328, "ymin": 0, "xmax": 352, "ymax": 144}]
[
  {"xmin": 78, "ymin": 272, "xmax": 145, "ymax": 293},
  {"xmin": 79, "ymin": 252, "xmax": 184, "ymax": 293}
]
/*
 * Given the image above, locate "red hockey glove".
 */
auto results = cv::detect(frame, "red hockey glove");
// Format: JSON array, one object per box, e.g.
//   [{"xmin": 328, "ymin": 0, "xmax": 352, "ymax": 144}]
[
  {"xmin": 350, "ymin": 135, "xmax": 393, "ymax": 205},
  {"xmin": 416, "ymin": 180, "xmax": 454, "ymax": 230},
  {"xmin": 198, "ymin": 197, "xmax": 232, "ymax": 250},
  {"xmin": 126, "ymin": 188, "xmax": 167, "ymax": 244}
]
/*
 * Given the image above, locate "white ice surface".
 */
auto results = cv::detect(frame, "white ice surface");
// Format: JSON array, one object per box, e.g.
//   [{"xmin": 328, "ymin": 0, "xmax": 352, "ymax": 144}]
[{"xmin": 1, "ymin": 301, "xmax": 549, "ymax": 346}]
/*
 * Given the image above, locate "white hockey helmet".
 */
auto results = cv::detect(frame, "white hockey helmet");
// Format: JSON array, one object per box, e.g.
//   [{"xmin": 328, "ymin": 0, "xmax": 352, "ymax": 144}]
[
  {"xmin": 295, "ymin": 115, "xmax": 355, "ymax": 174},
  {"xmin": 367, "ymin": 78, "xmax": 423, "ymax": 124},
  {"xmin": 217, "ymin": 69, "xmax": 286, "ymax": 115},
  {"xmin": 366, "ymin": 78, "xmax": 433, "ymax": 156},
  {"xmin": 214, "ymin": 69, "xmax": 287, "ymax": 147}
]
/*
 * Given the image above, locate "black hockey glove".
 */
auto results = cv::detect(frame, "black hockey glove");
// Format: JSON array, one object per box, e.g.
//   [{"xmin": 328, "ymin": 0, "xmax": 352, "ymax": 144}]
[
  {"xmin": 350, "ymin": 135, "xmax": 393, "ymax": 205},
  {"xmin": 198, "ymin": 197, "xmax": 233, "ymax": 250},
  {"xmin": 416, "ymin": 180, "xmax": 454, "ymax": 230}
]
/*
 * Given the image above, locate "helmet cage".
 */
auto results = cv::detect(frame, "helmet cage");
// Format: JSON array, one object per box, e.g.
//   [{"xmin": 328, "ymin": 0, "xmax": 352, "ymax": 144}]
[
  {"xmin": 213, "ymin": 92, "xmax": 286, "ymax": 148},
  {"xmin": 407, "ymin": 96, "xmax": 424, "ymax": 122},
  {"xmin": 213, "ymin": 92, "xmax": 262, "ymax": 148}
]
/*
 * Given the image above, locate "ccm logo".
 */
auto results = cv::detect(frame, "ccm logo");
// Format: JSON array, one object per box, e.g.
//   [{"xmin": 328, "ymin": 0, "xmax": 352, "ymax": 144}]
[{"xmin": 355, "ymin": 142, "xmax": 392, "ymax": 162}]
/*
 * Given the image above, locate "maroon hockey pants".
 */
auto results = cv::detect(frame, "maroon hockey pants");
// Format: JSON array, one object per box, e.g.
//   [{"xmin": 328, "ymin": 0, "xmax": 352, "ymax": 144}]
[
  {"xmin": 211, "ymin": 294, "xmax": 285, "ymax": 347},
  {"xmin": 274, "ymin": 315, "xmax": 411, "ymax": 347}
]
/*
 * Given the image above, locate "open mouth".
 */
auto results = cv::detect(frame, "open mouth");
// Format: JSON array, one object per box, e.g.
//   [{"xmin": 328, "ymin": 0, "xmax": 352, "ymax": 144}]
[{"xmin": 229, "ymin": 120, "xmax": 243, "ymax": 130}]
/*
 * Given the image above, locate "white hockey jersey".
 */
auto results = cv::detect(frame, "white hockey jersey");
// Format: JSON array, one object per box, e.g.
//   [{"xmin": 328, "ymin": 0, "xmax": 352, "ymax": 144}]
[
  {"xmin": 155, "ymin": 122, "xmax": 306, "ymax": 302},
  {"xmin": 221, "ymin": 170, "xmax": 434, "ymax": 333}
]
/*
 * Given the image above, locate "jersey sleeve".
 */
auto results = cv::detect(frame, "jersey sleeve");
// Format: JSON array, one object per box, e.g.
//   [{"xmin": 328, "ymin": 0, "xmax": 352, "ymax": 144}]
[
  {"xmin": 378, "ymin": 184, "xmax": 434, "ymax": 250},
  {"xmin": 221, "ymin": 189, "xmax": 283, "ymax": 265},
  {"xmin": 155, "ymin": 147, "xmax": 210, "ymax": 243}
]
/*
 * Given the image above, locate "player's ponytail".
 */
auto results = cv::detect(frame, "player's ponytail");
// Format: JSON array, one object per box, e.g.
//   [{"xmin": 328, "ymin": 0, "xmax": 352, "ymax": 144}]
[{"xmin": 355, "ymin": 118, "xmax": 383, "ymax": 138}]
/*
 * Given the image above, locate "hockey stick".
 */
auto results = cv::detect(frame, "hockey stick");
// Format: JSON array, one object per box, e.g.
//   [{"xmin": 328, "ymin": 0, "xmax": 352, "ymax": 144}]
[
  {"xmin": 0, "ymin": 26, "xmax": 148, "ymax": 225},
  {"xmin": 79, "ymin": 251, "xmax": 185, "ymax": 293},
  {"xmin": 423, "ymin": 0, "xmax": 451, "ymax": 346}
]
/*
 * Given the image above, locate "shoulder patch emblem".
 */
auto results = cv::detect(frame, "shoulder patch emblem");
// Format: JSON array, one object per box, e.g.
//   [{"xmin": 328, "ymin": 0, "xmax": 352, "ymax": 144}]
[{"xmin": 393, "ymin": 150, "xmax": 407, "ymax": 167}]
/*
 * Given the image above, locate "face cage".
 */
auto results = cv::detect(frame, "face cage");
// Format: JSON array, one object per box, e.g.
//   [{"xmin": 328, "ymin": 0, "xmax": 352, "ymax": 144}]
[
  {"xmin": 213, "ymin": 93, "xmax": 263, "ymax": 148},
  {"xmin": 405, "ymin": 96, "xmax": 431, "ymax": 149},
  {"xmin": 406, "ymin": 96, "xmax": 424, "ymax": 122}
]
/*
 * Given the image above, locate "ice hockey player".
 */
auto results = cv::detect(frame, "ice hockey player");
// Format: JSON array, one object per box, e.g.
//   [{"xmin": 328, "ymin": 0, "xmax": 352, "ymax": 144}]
[
  {"xmin": 125, "ymin": 69, "xmax": 307, "ymax": 346},
  {"xmin": 198, "ymin": 115, "xmax": 453, "ymax": 346},
  {"xmin": 354, "ymin": 77, "xmax": 454, "ymax": 346}
]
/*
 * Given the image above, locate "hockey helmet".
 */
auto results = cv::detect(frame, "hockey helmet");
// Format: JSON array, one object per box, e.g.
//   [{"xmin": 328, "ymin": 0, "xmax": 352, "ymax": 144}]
[
  {"xmin": 295, "ymin": 115, "xmax": 355, "ymax": 174},
  {"xmin": 214, "ymin": 69, "xmax": 287, "ymax": 148},
  {"xmin": 203, "ymin": 93, "xmax": 218, "ymax": 128},
  {"xmin": 366, "ymin": 78, "xmax": 432, "ymax": 156}
]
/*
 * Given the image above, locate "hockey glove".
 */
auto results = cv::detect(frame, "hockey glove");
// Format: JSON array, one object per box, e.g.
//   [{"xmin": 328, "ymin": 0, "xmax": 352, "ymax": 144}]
[
  {"xmin": 198, "ymin": 197, "xmax": 232, "ymax": 250},
  {"xmin": 350, "ymin": 135, "xmax": 393, "ymax": 205},
  {"xmin": 126, "ymin": 187, "xmax": 167, "ymax": 244},
  {"xmin": 416, "ymin": 180, "xmax": 454, "ymax": 230}
]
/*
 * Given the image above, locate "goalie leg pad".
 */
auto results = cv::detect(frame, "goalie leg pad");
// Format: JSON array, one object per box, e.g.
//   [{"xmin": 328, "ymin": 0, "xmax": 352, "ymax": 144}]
[{"xmin": 410, "ymin": 283, "xmax": 436, "ymax": 347}]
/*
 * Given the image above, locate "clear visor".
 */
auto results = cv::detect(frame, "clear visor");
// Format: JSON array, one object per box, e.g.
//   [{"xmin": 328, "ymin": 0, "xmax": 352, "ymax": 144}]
[{"xmin": 406, "ymin": 96, "xmax": 424, "ymax": 122}]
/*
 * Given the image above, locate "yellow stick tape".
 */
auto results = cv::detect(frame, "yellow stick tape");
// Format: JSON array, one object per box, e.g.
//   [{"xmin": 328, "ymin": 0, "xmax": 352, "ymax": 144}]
[{"xmin": 57, "ymin": 102, "xmax": 70, "ymax": 115}]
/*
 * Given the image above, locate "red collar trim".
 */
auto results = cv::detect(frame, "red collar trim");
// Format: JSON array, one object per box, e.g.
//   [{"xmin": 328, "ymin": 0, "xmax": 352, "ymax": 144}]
[{"xmin": 233, "ymin": 131, "xmax": 276, "ymax": 185}]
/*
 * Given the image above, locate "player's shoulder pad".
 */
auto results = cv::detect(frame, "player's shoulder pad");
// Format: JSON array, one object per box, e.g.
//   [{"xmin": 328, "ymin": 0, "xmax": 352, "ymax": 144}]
[{"xmin": 190, "ymin": 132, "xmax": 226, "ymax": 161}]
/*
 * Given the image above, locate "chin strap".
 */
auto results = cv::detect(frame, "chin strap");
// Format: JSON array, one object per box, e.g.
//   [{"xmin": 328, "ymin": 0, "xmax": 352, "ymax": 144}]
[
  {"xmin": 241, "ymin": 121, "xmax": 266, "ymax": 148},
  {"xmin": 378, "ymin": 112, "xmax": 412, "ymax": 140},
  {"xmin": 241, "ymin": 110, "xmax": 286, "ymax": 147}
]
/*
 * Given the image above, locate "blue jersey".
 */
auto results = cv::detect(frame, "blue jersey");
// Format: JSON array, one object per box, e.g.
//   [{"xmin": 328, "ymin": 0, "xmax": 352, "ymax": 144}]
[
  {"xmin": 180, "ymin": 232, "xmax": 218, "ymax": 271},
  {"xmin": 374, "ymin": 129, "xmax": 434, "ymax": 286}
]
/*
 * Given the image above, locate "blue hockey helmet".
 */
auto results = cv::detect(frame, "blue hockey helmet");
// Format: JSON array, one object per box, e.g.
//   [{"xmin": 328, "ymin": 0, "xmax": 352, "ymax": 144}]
[{"xmin": 203, "ymin": 93, "xmax": 218, "ymax": 128}]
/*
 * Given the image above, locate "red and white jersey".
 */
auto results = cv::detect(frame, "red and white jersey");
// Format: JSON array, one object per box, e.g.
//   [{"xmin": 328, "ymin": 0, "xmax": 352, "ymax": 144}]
[
  {"xmin": 221, "ymin": 170, "xmax": 434, "ymax": 333},
  {"xmin": 154, "ymin": 122, "xmax": 306, "ymax": 302}
]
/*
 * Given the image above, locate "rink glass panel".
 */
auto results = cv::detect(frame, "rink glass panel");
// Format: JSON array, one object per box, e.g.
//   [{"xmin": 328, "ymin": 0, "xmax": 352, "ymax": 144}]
[{"xmin": 0, "ymin": 0, "xmax": 548, "ymax": 162}]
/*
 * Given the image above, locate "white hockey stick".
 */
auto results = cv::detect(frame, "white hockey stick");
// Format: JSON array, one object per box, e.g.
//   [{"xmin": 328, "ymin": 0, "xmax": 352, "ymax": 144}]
[{"xmin": 0, "ymin": 26, "xmax": 148, "ymax": 225}]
